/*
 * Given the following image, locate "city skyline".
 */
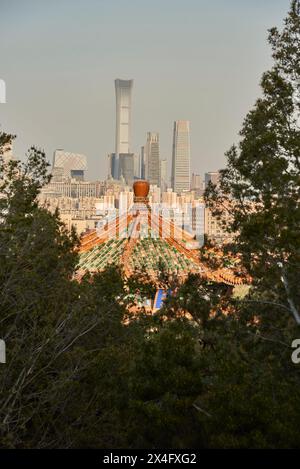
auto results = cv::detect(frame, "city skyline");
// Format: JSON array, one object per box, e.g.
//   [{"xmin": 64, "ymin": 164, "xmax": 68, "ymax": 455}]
[{"xmin": 0, "ymin": 0, "xmax": 290, "ymax": 180}]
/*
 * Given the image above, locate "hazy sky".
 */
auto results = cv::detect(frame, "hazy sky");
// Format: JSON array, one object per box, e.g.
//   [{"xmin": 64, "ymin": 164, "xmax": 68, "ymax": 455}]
[{"xmin": 0, "ymin": 0, "xmax": 291, "ymax": 180}]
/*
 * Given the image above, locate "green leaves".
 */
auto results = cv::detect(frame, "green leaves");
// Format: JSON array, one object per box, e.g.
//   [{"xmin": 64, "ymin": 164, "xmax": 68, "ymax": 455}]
[{"xmin": 205, "ymin": 0, "xmax": 300, "ymax": 324}]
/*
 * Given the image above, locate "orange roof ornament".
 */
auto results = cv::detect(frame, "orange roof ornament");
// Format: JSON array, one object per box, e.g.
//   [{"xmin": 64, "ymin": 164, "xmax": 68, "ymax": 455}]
[{"xmin": 133, "ymin": 180, "xmax": 150, "ymax": 204}]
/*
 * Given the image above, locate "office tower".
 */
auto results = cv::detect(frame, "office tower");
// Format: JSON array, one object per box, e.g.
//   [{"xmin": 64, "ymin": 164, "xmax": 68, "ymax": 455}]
[
  {"xmin": 140, "ymin": 146, "xmax": 146, "ymax": 179},
  {"xmin": 51, "ymin": 166, "xmax": 64, "ymax": 182},
  {"xmin": 0, "ymin": 78, "xmax": 5, "ymax": 103},
  {"xmin": 108, "ymin": 153, "xmax": 113, "ymax": 178},
  {"xmin": 145, "ymin": 132, "xmax": 160, "ymax": 186},
  {"xmin": 108, "ymin": 153, "xmax": 119, "ymax": 179},
  {"xmin": 110, "ymin": 152, "xmax": 138, "ymax": 180},
  {"xmin": 53, "ymin": 150, "xmax": 87, "ymax": 181},
  {"xmin": 191, "ymin": 173, "xmax": 201, "ymax": 190},
  {"xmin": 1, "ymin": 138, "xmax": 13, "ymax": 163},
  {"xmin": 192, "ymin": 202, "xmax": 205, "ymax": 245},
  {"xmin": 118, "ymin": 153, "xmax": 134, "ymax": 185},
  {"xmin": 204, "ymin": 171, "xmax": 220, "ymax": 189},
  {"xmin": 171, "ymin": 120, "xmax": 191, "ymax": 194},
  {"xmin": 191, "ymin": 172, "xmax": 204, "ymax": 196},
  {"xmin": 149, "ymin": 184, "xmax": 161, "ymax": 204},
  {"xmin": 159, "ymin": 159, "xmax": 168, "ymax": 192},
  {"xmin": 115, "ymin": 79, "xmax": 133, "ymax": 155},
  {"xmin": 39, "ymin": 180, "xmax": 103, "ymax": 198}
]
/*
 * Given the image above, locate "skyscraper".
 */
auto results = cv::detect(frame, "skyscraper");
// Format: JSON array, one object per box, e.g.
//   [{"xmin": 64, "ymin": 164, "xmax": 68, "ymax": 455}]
[
  {"xmin": 171, "ymin": 120, "xmax": 191, "ymax": 193},
  {"xmin": 53, "ymin": 150, "xmax": 87, "ymax": 181},
  {"xmin": 140, "ymin": 146, "xmax": 146, "ymax": 179},
  {"xmin": 115, "ymin": 79, "xmax": 133, "ymax": 155},
  {"xmin": 145, "ymin": 132, "xmax": 160, "ymax": 186}
]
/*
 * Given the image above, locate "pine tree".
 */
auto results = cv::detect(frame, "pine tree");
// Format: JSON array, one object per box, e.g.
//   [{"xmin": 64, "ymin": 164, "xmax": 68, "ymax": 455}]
[{"xmin": 205, "ymin": 0, "xmax": 300, "ymax": 324}]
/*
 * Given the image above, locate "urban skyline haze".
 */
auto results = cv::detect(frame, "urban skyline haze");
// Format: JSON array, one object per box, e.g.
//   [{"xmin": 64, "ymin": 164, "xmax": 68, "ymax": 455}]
[{"xmin": 0, "ymin": 0, "xmax": 290, "ymax": 180}]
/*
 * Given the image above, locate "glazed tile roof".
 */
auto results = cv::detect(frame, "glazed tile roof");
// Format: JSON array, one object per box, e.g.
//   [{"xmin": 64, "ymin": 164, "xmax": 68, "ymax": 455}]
[{"xmin": 76, "ymin": 207, "xmax": 250, "ymax": 286}]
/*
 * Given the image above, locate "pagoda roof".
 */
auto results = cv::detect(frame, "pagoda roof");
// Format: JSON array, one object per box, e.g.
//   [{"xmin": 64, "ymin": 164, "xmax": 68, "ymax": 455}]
[{"xmin": 76, "ymin": 205, "xmax": 250, "ymax": 286}]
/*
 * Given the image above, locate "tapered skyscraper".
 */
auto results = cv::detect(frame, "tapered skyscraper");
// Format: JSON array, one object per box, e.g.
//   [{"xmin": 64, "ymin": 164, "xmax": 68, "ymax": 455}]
[
  {"xmin": 171, "ymin": 120, "xmax": 191, "ymax": 193},
  {"xmin": 115, "ymin": 79, "xmax": 133, "ymax": 155}
]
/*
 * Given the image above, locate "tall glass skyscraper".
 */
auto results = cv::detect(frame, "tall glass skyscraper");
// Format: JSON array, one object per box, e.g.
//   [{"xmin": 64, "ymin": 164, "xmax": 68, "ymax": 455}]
[
  {"xmin": 171, "ymin": 120, "xmax": 191, "ymax": 193},
  {"xmin": 145, "ymin": 132, "xmax": 160, "ymax": 186},
  {"xmin": 115, "ymin": 79, "xmax": 133, "ymax": 155}
]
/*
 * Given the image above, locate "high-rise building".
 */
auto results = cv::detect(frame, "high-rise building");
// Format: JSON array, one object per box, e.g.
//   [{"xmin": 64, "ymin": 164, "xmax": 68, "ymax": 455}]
[
  {"xmin": 108, "ymin": 153, "xmax": 119, "ymax": 179},
  {"xmin": 115, "ymin": 79, "xmax": 133, "ymax": 155},
  {"xmin": 159, "ymin": 159, "xmax": 168, "ymax": 192},
  {"xmin": 112, "ymin": 79, "xmax": 134, "ymax": 182},
  {"xmin": 108, "ymin": 151, "xmax": 138, "ymax": 181},
  {"xmin": 1, "ymin": 138, "xmax": 13, "ymax": 164},
  {"xmin": 191, "ymin": 173, "xmax": 204, "ymax": 196},
  {"xmin": 144, "ymin": 132, "xmax": 160, "ymax": 186},
  {"xmin": 204, "ymin": 171, "xmax": 220, "ymax": 189},
  {"xmin": 191, "ymin": 173, "xmax": 202, "ymax": 190},
  {"xmin": 140, "ymin": 146, "xmax": 146, "ymax": 179},
  {"xmin": 133, "ymin": 153, "xmax": 140, "ymax": 179},
  {"xmin": 118, "ymin": 153, "xmax": 135, "ymax": 185},
  {"xmin": 171, "ymin": 120, "xmax": 190, "ymax": 194},
  {"xmin": 53, "ymin": 150, "xmax": 87, "ymax": 181}
]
